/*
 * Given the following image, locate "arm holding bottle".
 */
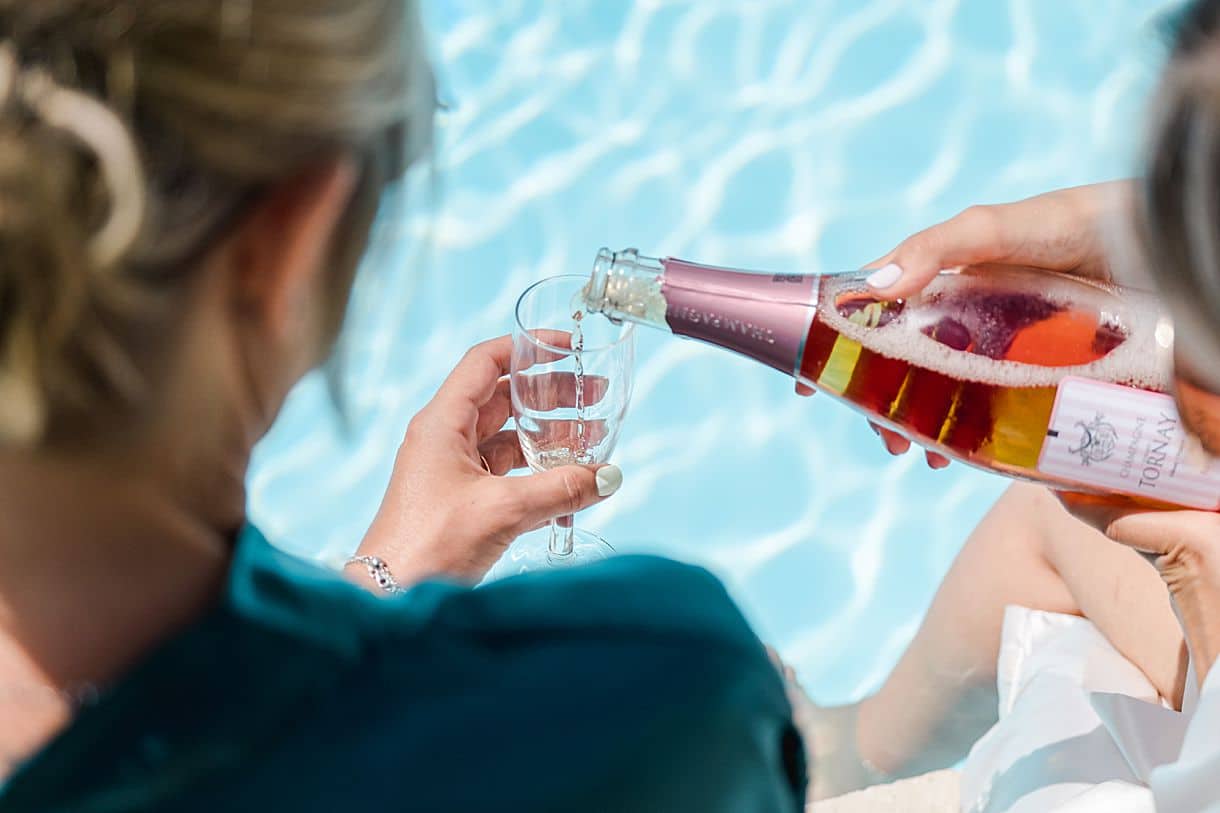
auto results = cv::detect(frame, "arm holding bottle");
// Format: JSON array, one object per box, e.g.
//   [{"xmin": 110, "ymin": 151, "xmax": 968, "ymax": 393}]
[
  {"xmin": 790, "ymin": 183, "xmax": 1198, "ymax": 800},
  {"xmin": 862, "ymin": 182, "xmax": 1130, "ymax": 299}
]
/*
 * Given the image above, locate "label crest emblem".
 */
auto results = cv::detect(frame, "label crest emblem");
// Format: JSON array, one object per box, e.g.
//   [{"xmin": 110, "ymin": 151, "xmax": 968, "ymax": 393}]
[{"xmin": 1069, "ymin": 412, "xmax": 1118, "ymax": 466}]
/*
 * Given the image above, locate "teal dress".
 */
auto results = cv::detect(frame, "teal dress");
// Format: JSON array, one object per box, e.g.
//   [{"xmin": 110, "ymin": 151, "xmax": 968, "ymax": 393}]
[{"xmin": 0, "ymin": 527, "xmax": 806, "ymax": 812}]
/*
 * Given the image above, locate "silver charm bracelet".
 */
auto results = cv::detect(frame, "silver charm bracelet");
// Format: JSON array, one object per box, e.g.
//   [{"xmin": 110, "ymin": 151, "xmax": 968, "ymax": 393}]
[{"xmin": 347, "ymin": 555, "xmax": 408, "ymax": 595}]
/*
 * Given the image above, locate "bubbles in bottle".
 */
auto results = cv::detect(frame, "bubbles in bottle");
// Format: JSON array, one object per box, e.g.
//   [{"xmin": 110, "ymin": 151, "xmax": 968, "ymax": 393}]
[{"xmin": 819, "ymin": 270, "xmax": 1172, "ymax": 391}]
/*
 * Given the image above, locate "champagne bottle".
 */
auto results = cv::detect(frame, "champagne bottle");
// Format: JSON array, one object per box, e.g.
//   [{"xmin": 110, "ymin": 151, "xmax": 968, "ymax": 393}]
[{"xmin": 581, "ymin": 247, "xmax": 1220, "ymax": 511}]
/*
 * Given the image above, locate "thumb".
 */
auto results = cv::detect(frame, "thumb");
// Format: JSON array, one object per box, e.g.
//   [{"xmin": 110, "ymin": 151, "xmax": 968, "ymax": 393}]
[
  {"xmin": 1057, "ymin": 493, "xmax": 1138, "ymax": 538},
  {"xmin": 504, "ymin": 464, "xmax": 623, "ymax": 532},
  {"xmin": 1101, "ymin": 510, "xmax": 1220, "ymax": 564},
  {"xmin": 1056, "ymin": 493, "xmax": 1178, "ymax": 559},
  {"xmin": 1100, "ymin": 511, "xmax": 1175, "ymax": 557}
]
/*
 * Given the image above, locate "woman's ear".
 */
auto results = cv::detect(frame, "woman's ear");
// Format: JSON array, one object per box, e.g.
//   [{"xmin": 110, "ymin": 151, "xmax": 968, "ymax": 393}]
[{"xmin": 227, "ymin": 156, "xmax": 360, "ymax": 351}]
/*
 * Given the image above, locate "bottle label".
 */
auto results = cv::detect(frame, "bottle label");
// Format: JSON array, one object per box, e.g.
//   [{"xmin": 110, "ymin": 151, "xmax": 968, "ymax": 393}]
[
  {"xmin": 661, "ymin": 258, "xmax": 818, "ymax": 377},
  {"xmin": 1037, "ymin": 376, "xmax": 1220, "ymax": 510}
]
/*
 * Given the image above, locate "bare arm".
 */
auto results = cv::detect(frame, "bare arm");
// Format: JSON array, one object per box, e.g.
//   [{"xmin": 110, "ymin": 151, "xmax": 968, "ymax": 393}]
[
  {"xmin": 803, "ymin": 483, "xmax": 1186, "ymax": 800},
  {"xmin": 855, "ymin": 484, "xmax": 1077, "ymax": 779},
  {"xmin": 858, "ymin": 484, "xmax": 1185, "ymax": 776}
]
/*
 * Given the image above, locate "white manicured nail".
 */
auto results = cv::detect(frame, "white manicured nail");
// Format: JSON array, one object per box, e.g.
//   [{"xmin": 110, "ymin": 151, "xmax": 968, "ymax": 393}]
[
  {"xmin": 866, "ymin": 263, "xmax": 903, "ymax": 289},
  {"xmin": 596, "ymin": 465, "xmax": 623, "ymax": 497}
]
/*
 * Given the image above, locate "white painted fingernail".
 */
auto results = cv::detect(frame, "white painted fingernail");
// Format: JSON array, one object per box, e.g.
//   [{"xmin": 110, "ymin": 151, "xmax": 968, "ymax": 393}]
[
  {"xmin": 595, "ymin": 465, "xmax": 623, "ymax": 497},
  {"xmin": 866, "ymin": 263, "xmax": 903, "ymax": 289}
]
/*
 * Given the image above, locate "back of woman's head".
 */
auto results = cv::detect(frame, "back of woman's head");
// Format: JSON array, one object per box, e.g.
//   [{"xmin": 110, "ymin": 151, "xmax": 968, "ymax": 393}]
[
  {"xmin": 1140, "ymin": 0, "xmax": 1220, "ymax": 378},
  {"xmin": 0, "ymin": 0, "xmax": 432, "ymax": 448}
]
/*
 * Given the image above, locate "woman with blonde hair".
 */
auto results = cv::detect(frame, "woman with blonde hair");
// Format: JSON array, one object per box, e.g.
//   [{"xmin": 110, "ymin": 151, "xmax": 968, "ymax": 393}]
[{"xmin": 0, "ymin": 3, "xmax": 803, "ymax": 810}]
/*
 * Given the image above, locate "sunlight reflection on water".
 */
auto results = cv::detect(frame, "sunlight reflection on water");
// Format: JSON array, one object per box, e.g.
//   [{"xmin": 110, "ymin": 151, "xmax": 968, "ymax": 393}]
[{"xmin": 250, "ymin": 0, "xmax": 1177, "ymax": 701}]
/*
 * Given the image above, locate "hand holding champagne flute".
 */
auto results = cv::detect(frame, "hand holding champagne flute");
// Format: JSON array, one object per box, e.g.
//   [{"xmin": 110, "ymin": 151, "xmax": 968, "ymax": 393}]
[{"xmin": 488, "ymin": 275, "xmax": 634, "ymax": 578}]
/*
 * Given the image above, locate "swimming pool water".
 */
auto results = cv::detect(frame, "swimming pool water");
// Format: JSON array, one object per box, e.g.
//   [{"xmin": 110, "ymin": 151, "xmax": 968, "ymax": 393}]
[{"xmin": 249, "ymin": 0, "xmax": 1179, "ymax": 703}]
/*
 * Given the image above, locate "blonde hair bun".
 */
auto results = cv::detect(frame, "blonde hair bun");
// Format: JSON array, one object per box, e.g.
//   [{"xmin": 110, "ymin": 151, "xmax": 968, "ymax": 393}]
[{"xmin": 0, "ymin": 1, "xmax": 433, "ymax": 447}]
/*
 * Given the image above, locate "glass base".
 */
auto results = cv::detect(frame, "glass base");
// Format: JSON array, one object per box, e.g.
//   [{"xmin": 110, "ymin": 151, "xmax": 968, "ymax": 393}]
[{"xmin": 484, "ymin": 527, "xmax": 616, "ymax": 582}]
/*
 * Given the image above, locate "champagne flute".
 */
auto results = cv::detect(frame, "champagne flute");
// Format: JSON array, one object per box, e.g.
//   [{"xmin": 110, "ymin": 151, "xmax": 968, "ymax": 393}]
[{"xmin": 489, "ymin": 275, "xmax": 634, "ymax": 577}]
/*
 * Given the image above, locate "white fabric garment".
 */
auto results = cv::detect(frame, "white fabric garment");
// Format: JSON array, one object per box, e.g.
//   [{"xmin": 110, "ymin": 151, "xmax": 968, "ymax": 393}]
[
  {"xmin": 811, "ymin": 770, "xmax": 960, "ymax": 812},
  {"xmin": 960, "ymin": 606, "xmax": 1220, "ymax": 812}
]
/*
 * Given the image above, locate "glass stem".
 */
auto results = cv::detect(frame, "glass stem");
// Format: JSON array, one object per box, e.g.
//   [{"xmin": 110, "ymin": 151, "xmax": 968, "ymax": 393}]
[{"xmin": 549, "ymin": 515, "xmax": 575, "ymax": 558}]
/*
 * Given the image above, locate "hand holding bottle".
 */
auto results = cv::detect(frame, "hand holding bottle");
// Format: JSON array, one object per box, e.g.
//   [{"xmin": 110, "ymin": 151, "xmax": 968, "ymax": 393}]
[{"xmin": 851, "ymin": 181, "xmax": 1135, "ymax": 467}]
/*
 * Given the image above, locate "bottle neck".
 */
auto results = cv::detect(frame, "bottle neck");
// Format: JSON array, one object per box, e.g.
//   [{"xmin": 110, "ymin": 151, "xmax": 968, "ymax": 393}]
[
  {"xmin": 583, "ymin": 248, "xmax": 671, "ymax": 332},
  {"xmin": 583, "ymin": 247, "xmax": 822, "ymax": 378}
]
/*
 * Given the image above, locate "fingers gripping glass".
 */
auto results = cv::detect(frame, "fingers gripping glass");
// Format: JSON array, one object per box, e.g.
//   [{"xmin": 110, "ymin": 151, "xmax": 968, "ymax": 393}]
[{"xmin": 489, "ymin": 276, "xmax": 634, "ymax": 577}]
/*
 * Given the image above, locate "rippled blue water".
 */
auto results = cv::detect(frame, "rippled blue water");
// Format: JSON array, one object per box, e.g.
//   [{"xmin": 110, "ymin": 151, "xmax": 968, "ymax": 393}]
[{"xmin": 249, "ymin": 0, "xmax": 1179, "ymax": 702}]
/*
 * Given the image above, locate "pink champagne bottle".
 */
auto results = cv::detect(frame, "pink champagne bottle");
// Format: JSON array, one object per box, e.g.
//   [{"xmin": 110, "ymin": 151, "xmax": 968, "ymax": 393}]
[{"xmin": 581, "ymin": 247, "xmax": 1220, "ymax": 511}]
